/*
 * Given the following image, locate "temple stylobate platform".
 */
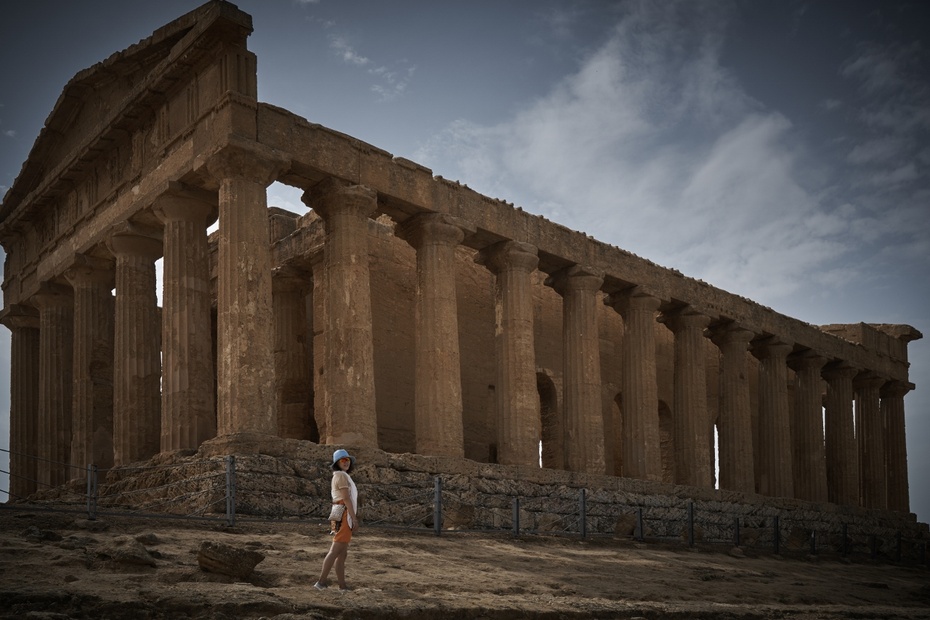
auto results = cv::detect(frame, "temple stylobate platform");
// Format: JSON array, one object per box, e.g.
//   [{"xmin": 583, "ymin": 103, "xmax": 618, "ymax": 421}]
[{"xmin": 0, "ymin": 1, "xmax": 922, "ymax": 520}]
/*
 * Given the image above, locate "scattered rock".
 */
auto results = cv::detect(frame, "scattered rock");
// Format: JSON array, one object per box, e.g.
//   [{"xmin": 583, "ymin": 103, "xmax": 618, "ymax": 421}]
[
  {"xmin": 21, "ymin": 526, "xmax": 62, "ymax": 542},
  {"xmin": 197, "ymin": 540, "xmax": 265, "ymax": 579},
  {"xmin": 729, "ymin": 546, "xmax": 745, "ymax": 558},
  {"xmin": 135, "ymin": 532, "xmax": 160, "ymax": 546},
  {"xmin": 96, "ymin": 535, "xmax": 157, "ymax": 567}
]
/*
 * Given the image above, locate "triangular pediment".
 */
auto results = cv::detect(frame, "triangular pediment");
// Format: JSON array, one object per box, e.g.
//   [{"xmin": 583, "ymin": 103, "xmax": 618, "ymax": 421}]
[{"xmin": 0, "ymin": 0, "xmax": 252, "ymax": 224}]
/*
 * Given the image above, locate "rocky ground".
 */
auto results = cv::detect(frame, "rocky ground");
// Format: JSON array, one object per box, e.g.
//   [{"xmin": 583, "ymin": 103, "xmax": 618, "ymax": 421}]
[{"xmin": 1, "ymin": 506, "xmax": 929, "ymax": 619}]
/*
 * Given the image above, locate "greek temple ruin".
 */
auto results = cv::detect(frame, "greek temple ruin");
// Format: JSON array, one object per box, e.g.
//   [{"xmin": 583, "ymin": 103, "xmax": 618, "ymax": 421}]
[{"xmin": 0, "ymin": 1, "xmax": 922, "ymax": 518}]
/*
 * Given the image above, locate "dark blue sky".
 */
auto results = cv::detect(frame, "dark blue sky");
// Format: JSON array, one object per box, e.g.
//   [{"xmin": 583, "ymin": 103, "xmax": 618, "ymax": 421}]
[{"xmin": 1, "ymin": 0, "xmax": 928, "ymax": 521}]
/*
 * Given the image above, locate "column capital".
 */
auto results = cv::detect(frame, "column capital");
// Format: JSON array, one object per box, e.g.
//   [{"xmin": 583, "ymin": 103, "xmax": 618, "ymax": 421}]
[
  {"xmin": 152, "ymin": 182, "xmax": 218, "ymax": 228},
  {"xmin": 709, "ymin": 322, "xmax": 755, "ymax": 348},
  {"xmin": 854, "ymin": 371, "xmax": 886, "ymax": 390},
  {"xmin": 787, "ymin": 349, "xmax": 829, "ymax": 372},
  {"xmin": 659, "ymin": 306, "xmax": 710, "ymax": 333},
  {"xmin": 29, "ymin": 281, "xmax": 74, "ymax": 310},
  {"xmin": 750, "ymin": 336, "xmax": 793, "ymax": 361},
  {"xmin": 396, "ymin": 212, "xmax": 474, "ymax": 249},
  {"xmin": 108, "ymin": 222, "xmax": 163, "ymax": 260},
  {"xmin": 880, "ymin": 380, "xmax": 912, "ymax": 399},
  {"xmin": 271, "ymin": 265, "xmax": 311, "ymax": 293},
  {"xmin": 475, "ymin": 240, "xmax": 538, "ymax": 275},
  {"xmin": 822, "ymin": 361, "xmax": 859, "ymax": 381},
  {"xmin": 200, "ymin": 137, "xmax": 289, "ymax": 188},
  {"xmin": 606, "ymin": 286, "xmax": 662, "ymax": 315},
  {"xmin": 301, "ymin": 177, "xmax": 378, "ymax": 222},
  {"xmin": 545, "ymin": 264, "xmax": 604, "ymax": 296},
  {"xmin": 0, "ymin": 303, "xmax": 40, "ymax": 330},
  {"xmin": 63, "ymin": 253, "xmax": 115, "ymax": 289}
]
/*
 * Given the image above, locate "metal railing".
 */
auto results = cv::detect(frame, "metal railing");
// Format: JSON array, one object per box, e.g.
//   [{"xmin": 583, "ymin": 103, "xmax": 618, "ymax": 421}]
[{"xmin": 1, "ymin": 446, "xmax": 927, "ymax": 566}]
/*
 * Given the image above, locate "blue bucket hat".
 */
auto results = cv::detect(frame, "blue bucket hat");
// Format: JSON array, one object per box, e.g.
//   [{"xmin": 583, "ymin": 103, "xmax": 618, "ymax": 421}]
[{"xmin": 331, "ymin": 448, "xmax": 356, "ymax": 470}]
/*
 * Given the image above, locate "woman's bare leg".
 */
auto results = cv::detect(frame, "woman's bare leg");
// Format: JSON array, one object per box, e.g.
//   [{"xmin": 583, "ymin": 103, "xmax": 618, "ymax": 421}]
[
  {"xmin": 333, "ymin": 545, "xmax": 349, "ymax": 588},
  {"xmin": 316, "ymin": 541, "xmax": 348, "ymax": 586}
]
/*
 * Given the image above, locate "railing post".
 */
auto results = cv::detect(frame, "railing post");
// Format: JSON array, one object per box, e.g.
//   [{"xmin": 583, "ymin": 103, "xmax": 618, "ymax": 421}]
[
  {"xmin": 773, "ymin": 516, "xmax": 780, "ymax": 555},
  {"xmin": 733, "ymin": 517, "xmax": 740, "ymax": 547},
  {"xmin": 870, "ymin": 534, "xmax": 878, "ymax": 560},
  {"xmin": 85, "ymin": 464, "xmax": 98, "ymax": 520},
  {"xmin": 842, "ymin": 523, "xmax": 849, "ymax": 558},
  {"xmin": 225, "ymin": 455, "xmax": 236, "ymax": 527},
  {"xmin": 896, "ymin": 531, "xmax": 902, "ymax": 563},
  {"xmin": 810, "ymin": 530, "xmax": 817, "ymax": 556},
  {"xmin": 512, "ymin": 497, "xmax": 520, "ymax": 538},
  {"xmin": 579, "ymin": 488, "xmax": 587, "ymax": 539},
  {"xmin": 433, "ymin": 477, "xmax": 442, "ymax": 536},
  {"xmin": 687, "ymin": 502, "xmax": 695, "ymax": 547},
  {"xmin": 635, "ymin": 507, "xmax": 644, "ymax": 542}
]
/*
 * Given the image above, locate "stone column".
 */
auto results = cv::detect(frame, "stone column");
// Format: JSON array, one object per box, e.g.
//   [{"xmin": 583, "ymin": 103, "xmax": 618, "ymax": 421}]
[
  {"xmin": 205, "ymin": 144, "xmax": 285, "ymax": 437},
  {"xmin": 751, "ymin": 337, "xmax": 794, "ymax": 498},
  {"xmin": 547, "ymin": 265, "xmax": 605, "ymax": 475},
  {"xmin": 309, "ymin": 250, "xmax": 329, "ymax": 443},
  {"xmin": 63, "ymin": 255, "xmax": 115, "ymax": 471},
  {"xmin": 398, "ymin": 213, "xmax": 473, "ymax": 458},
  {"xmin": 607, "ymin": 287, "xmax": 662, "ymax": 481},
  {"xmin": 154, "ymin": 185, "xmax": 217, "ymax": 452},
  {"xmin": 709, "ymin": 324, "xmax": 755, "ymax": 494},
  {"xmin": 882, "ymin": 380, "xmax": 911, "ymax": 513},
  {"xmin": 855, "ymin": 372, "xmax": 886, "ymax": 509},
  {"xmin": 30, "ymin": 283, "xmax": 74, "ymax": 487},
  {"xmin": 476, "ymin": 240, "xmax": 540, "ymax": 467},
  {"xmin": 272, "ymin": 267, "xmax": 313, "ymax": 440},
  {"xmin": 822, "ymin": 363, "xmax": 859, "ymax": 506},
  {"xmin": 0, "ymin": 305, "xmax": 40, "ymax": 497},
  {"xmin": 108, "ymin": 227, "xmax": 162, "ymax": 466},
  {"xmin": 662, "ymin": 308, "xmax": 712, "ymax": 488},
  {"xmin": 304, "ymin": 179, "xmax": 379, "ymax": 448},
  {"xmin": 788, "ymin": 351, "xmax": 828, "ymax": 503}
]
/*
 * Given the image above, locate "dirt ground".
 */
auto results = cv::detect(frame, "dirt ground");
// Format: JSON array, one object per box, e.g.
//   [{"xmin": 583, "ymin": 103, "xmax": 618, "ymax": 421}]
[{"xmin": 1, "ymin": 506, "xmax": 928, "ymax": 619}]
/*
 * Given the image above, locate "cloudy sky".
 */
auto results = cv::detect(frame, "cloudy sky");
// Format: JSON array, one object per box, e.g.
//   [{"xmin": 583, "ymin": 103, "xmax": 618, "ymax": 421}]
[{"xmin": 1, "ymin": 0, "xmax": 928, "ymax": 522}]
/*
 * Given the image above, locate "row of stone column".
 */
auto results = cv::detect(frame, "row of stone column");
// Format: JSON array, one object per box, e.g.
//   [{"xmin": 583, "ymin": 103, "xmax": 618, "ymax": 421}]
[
  {"xmin": 2, "ymin": 160, "xmax": 911, "ymax": 515},
  {"xmin": 1, "ymin": 145, "xmax": 290, "ymax": 496},
  {"xmin": 305, "ymin": 183, "xmax": 911, "ymax": 513}
]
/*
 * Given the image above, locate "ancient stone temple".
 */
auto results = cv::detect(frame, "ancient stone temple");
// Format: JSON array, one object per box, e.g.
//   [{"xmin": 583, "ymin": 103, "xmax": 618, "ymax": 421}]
[{"xmin": 0, "ymin": 1, "xmax": 921, "ymax": 518}]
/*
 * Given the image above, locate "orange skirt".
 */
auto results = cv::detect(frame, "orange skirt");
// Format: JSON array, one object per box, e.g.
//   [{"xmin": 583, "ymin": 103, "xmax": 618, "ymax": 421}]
[{"xmin": 333, "ymin": 508, "xmax": 352, "ymax": 543}]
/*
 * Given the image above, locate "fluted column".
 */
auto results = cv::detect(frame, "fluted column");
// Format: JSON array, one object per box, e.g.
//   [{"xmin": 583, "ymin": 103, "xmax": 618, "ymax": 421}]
[
  {"xmin": 304, "ymin": 179, "xmax": 379, "ymax": 448},
  {"xmin": 477, "ymin": 240, "xmax": 540, "ymax": 467},
  {"xmin": 547, "ymin": 265, "xmax": 605, "ymax": 475},
  {"xmin": 398, "ymin": 213, "xmax": 473, "ymax": 458},
  {"xmin": 30, "ymin": 283, "xmax": 74, "ymax": 487},
  {"xmin": 205, "ymin": 144, "xmax": 285, "ymax": 436},
  {"xmin": 272, "ymin": 267, "xmax": 313, "ymax": 440},
  {"xmin": 855, "ymin": 372, "xmax": 886, "ymax": 509},
  {"xmin": 788, "ymin": 351, "xmax": 828, "ymax": 503},
  {"xmin": 662, "ymin": 308, "xmax": 712, "ymax": 488},
  {"xmin": 607, "ymin": 287, "xmax": 662, "ymax": 481},
  {"xmin": 882, "ymin": 380, "xmax": 911, "ymax": 513},
  {"xmin": 0, "ymin": 305, "xmax": 40, "ymax": 497},
  {"xmin": 109, "ymin": 227, "xmax": 162, "ymax": 465},
  {"xmin": 63, "ymin": 255, "xmax": 115, "ymax": 471},
  {"xmin": 154, "ymin": 185, "xmax": 217, "ymax": 452},
  {"xmin": 822, "ymin": 363, "xmax": 859, "ymax": 506},
  {"xmin": 752, "ymin": 337, "xmax": 794, "ymax": 498},
  {"xmin": 309, "ymin": 250, "xmax": 329, "ymax": 443},
  {"xmin": 709, "ymin": 324, "xmax": 755, "ymax": 493}
]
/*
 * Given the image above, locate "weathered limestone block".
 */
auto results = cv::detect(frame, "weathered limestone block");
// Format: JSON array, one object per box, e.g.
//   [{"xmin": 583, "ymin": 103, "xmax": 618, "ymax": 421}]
[
  {"xmin": 97, "ymin": 536, "xmax": 157, "ymax": 567},
  {"xmin": 197, "ymin": 540, "xmax": 264, "ymax": 579}
]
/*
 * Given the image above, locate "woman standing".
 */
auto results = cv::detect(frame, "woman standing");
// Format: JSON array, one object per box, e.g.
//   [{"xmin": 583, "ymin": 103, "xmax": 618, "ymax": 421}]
[{"xmin": 314, "ymin": 448, "xmax": 359, "ymax": 591}]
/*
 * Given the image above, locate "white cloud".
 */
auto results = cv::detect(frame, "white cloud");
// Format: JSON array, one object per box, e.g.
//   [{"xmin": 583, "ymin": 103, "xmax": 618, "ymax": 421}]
[
  {"xmin": 329, "ymin": 35, "xmax": 369, "ymax": 67},
  {"xmin": 3, "ymin": 130, "xmax": 14, "ymax": 139}
]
